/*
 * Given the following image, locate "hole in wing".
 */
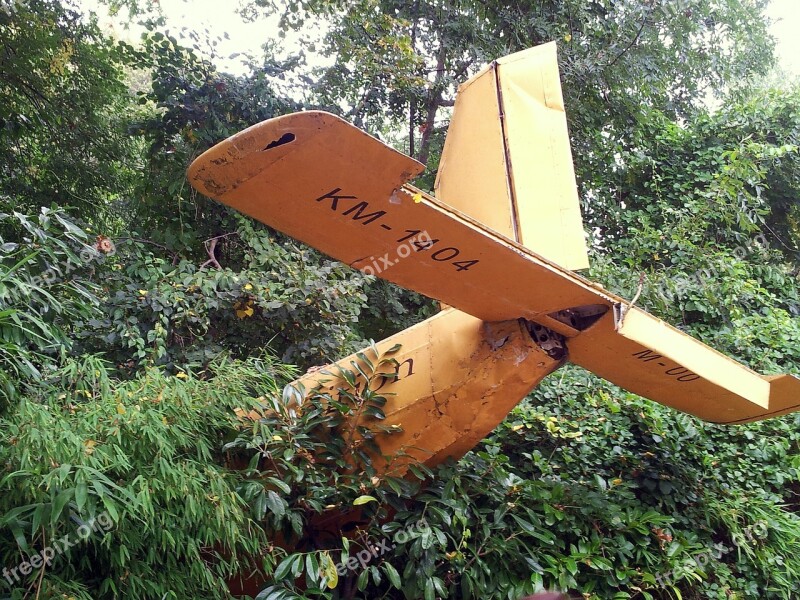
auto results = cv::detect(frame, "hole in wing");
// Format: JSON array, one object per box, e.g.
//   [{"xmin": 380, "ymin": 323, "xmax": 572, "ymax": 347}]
[
  {"xmin": 549, "ymin": 304, "xmax": 608, "ymax": 331},
  {"xmin": 526, "ymin": 305, "xmax": 610, "ymax": 341},
  {"xmin": 262, "ymin": 132, "xmax": 296, "ymax": 151}
]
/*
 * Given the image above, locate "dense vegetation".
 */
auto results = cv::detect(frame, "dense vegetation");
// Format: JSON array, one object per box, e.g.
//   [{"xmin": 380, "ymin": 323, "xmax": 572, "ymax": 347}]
[{"xmin": 1, "ymin": 0, "xmax": 799, "ymax": 598}]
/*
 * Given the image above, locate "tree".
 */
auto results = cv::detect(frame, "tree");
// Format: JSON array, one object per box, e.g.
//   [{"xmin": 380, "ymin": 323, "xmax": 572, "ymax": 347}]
[
  {"xmin": 248, "ymin": 0, "xmax": 774, "ymax": 183},
  {"xmin": 3, "ymin": 1, "xmax": 800, "ymax": 599},
  {"xmin": 0, "ymin": 0, "xmax": 138, "ymax": 226},
  {"xmin": 586, "ymin": 86, "xmax": 800, "ymax": 375}
]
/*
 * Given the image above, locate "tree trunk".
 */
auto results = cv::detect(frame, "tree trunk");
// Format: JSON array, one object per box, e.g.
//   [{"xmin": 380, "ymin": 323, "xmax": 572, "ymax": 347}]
[{"xmin": 416, "ymin": 42, "xmax": 447, "ymax": 166}]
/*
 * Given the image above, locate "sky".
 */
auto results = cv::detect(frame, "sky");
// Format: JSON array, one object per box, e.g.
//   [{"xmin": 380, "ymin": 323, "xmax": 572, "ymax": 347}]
[
  {"xmin": 85, "ymin": 0, "xmax": 800, "ymax": 78},
  {"xmin": 84, "ymin": 0, "xmax": 298, "ymax": 74},
  {"xmin": 766, "ymin": 0, "xmax": 800, "ymax": 76}
]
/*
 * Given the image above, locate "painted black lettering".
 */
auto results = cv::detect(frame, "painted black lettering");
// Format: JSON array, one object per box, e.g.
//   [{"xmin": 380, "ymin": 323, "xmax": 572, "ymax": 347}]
[
  {"xmin": 431, "ymin": 247, "xmax": 459, "ymax": 261},
  {"xmin": 632, "ymin": 349, "xmax": 664, "ymax": 362},
  {"xmin": 677, "ymin": 374, "xmax": 701, "ymax": 382},
  {"xmin": 373, "ymin": 374, "xmax": 391, "ymax": 392},
  {"xmin": 397, "ymin": 229, "xmax": 422, "ymax": 243},
  {"xmin": 373, "ymin": 358, "xmax": 416, "ymax": 392},
  {"xmin": 315, "ymin": 188, "xmax": 357, "ymax": 211},
  {"xmin": 342, "ymin": 201, "xmax": 386, "ymax": 225},
  {"xmin": 413, "ymin": 238, "xmax": 438, "ymax": 251},
  {"xmin": 453, "ymin": 259, "xmax": 479, "ymax": 271},
  {"xmin": 397, "ymin": 358, "xmax": 415, "ymax": 379},
  {"xmin": 665, "ymin": 367, "xmax": 690, "ymax": 376}
]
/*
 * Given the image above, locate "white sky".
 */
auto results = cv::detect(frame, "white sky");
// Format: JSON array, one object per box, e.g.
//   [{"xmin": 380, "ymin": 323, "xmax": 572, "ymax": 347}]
[
  {"xmin": 84, "ymin": 0, "xmax": 800, "ymax": 77},
  {"xmin": 766, "ymin": 0, "xmax": 800, "ymax": 76}
]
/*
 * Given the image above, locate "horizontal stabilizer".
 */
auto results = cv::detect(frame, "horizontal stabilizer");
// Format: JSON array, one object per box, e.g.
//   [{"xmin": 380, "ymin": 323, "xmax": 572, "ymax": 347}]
[
  {"xmin": 567, "ymin": 305, "xmax": 800, "ymax": 424},
  {"xmin": 187, "ymin": 111, "xmax": 609, "ymax": 320}
]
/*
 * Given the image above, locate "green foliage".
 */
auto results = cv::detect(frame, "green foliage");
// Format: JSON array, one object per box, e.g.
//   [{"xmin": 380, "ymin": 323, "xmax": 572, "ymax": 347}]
[
  {"xmin": 190, "ymin": 364, "xmax": 800, "ymax": 600},
  {"xmin": 357, "ymin": 279, "xmax": 437, "ymax": 342},
  {"xmin": 588, "ymin": 89, "xmax": 800, "ymax": 260},
  {"xmin": 1, "ymin": 1, "xmax": 800, "ymax": 599},
  {"xmin": 443, "ymin": 369, "xmax": 800, "ymax": 600},
  {"xmin": 224, "ymin": 346, "xmax": 434, "ymax": 599},
  {"xmin": 0, "ymin": 355, "xmax": 295, "ymax": 599},
  {"xmin": 121, "ymin": 23, "xmax": 299, "ymax": 251},
  {"xmin": 0, "ymin": 0, "xmax": 139, "ymax": 227},
  {"xmin": 0, "ymin": 204, "xmax": 105, "ymax": 403},
  {"xmin": 249, "ymin": 0, "xmax": 774, "ymax": 179},
  {"xmin": 585, "ymin": 89, "xmax": 800, "ymax": 373},
  {"xmin": 80, "ymin": 216, "xmax": 369, "ymax": 370}
]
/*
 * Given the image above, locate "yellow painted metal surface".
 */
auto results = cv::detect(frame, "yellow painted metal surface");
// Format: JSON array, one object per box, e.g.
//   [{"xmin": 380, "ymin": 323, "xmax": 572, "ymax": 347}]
[
  {"xmin": 567, "ymin": 307, "xmax": 773, "ymax": 423},
  {"xmin": 755, "ymin": 375, "xmax": 800, "ymax": 424},
  {"xmin": 497, "ymin": 45, "xmax": 589, "ymax": 270},
  {"xmin": 293, "ymin": 308, "xmax": 561, "ymax": 473},
  {"xmin": 188, "ymin": 111, "xmax": 606, "ymax": 321},
  {"xmin": 435, "ymin": 43, "xmax": 589, "ymax": 270},
  {"xmin": 187, "ymin": 105, "xmax": 799, "ymax": 425},
  {"xmin": 434, "ymin": 62, "xmax": 514, "ymax": 240}
]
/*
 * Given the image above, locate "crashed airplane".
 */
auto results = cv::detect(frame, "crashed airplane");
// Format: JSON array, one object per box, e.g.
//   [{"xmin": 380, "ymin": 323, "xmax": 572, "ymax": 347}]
[{"xmin": 188, "ymin": 42, "xmax": 800, "ymax": 474}]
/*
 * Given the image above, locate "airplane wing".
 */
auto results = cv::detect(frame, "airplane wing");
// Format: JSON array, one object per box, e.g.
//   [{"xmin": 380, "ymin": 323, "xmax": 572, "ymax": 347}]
[
  {"xmin": 187, "ymin": 111, "xmax": 607, "ymax": 319},
  {"xmin": 187, "ymin": 110, "xmax": 800, "ymax": 424},
  {"xmin": 567, "ymin": 306, "xmax": 799, "ymax": 424}
]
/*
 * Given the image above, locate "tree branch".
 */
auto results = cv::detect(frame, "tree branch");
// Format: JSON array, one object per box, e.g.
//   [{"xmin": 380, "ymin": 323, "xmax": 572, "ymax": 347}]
[
  {"xmin": 607, "ymin": 4, "xmax": 654, "ymax": 69},
  {"xmin": 201, "ymin": 235, "xmax": 223, "ymax": 270},
  {"xmin": 416, "ymin": 42, "xmax": 448, "ymax": 165}
]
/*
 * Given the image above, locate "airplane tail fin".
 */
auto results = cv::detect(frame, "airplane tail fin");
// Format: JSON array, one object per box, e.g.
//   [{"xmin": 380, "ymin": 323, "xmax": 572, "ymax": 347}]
[{"xmin": 434, "ymin": 42, "xmax": 589, "ymax": 270}]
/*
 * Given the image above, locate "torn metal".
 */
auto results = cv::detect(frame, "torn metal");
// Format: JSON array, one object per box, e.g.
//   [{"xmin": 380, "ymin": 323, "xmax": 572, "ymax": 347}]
[{"xmin": 294, "ymin": 308, "xmax": 562, "ymax": 474}]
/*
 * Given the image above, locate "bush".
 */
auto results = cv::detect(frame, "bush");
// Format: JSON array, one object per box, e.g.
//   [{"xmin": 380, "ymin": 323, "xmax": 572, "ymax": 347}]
[{"xmin": 0, "ymin": 356, "xmax": 295, "ymax": 599}]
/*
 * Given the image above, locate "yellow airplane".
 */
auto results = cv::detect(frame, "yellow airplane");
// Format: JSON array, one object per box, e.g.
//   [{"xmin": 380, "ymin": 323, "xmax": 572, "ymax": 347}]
[{"xmin": 188, "ymin": 43, "xmax": 800, "ymax": 474}]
